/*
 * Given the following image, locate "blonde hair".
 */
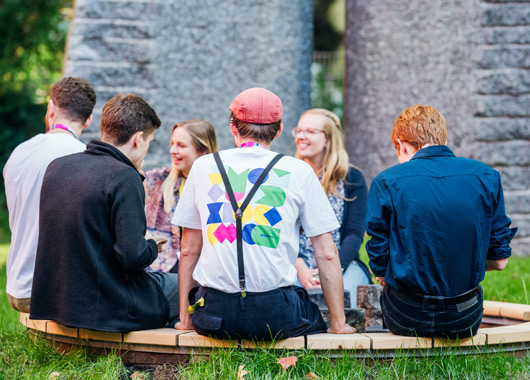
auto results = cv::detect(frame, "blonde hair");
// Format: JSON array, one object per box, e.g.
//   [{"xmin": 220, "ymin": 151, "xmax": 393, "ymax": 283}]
[
  {"xmin": 162, "ymin": 119, "xmax": 217, "ymax": 213},
  {"xmin": 296, "ymin": 108, "xmax": 350, "ymax": 197},
  {"xmin": 392, "ymin": 104, "xmax": 447, "ymax": 152}
]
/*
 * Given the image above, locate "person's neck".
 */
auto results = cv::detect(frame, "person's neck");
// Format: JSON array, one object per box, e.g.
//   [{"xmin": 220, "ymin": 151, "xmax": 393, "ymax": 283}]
[
  {"xmin": 238, "ymin": 138, "xmax": 271, "ymax": 150},
  {"xmin": 47, "ymin": 119, "xmax": 83, "ymax": 139},
  {"xmin": 304, "ymin": 156, "xmax": 324, "ymax": 176}
]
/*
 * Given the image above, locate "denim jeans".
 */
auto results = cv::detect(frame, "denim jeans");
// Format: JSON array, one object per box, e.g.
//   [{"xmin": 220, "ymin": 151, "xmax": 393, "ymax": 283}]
[
  {"xmin": 149, "ymin": 272, "xmax": 180, "ymax": 327},
  {"xmin": 381, "ymin": 285, "xmax": 483, "ymax": 339},
  {"xmin": 343, "ymin": 261, "xmax": 371, "ymax": 308},
  {"xmin": 189, "ymin": 285, "xmax": 327, "ymax": 340}
]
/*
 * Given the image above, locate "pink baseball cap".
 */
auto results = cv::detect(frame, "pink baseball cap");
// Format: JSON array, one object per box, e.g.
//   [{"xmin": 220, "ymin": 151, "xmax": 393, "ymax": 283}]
[{"xmin": 229, "ymin": 87, "xmax": 283, "ymax": 124}]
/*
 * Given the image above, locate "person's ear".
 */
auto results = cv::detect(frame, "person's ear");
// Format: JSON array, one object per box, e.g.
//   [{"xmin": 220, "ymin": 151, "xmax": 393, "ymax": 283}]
[
  {"xmin": 83, "ymin": 114, "xmax": 93, "ymax": 129},
  {"xmin": 397, "ymin": 138, "xmax": 407, "ymax": 156},
  {"xmin": 230, "ymin": 120, "xmax": 239, "ymax": 138},
  {"xmin": 48, "ymin": 100, "xmax": 56, "ymax": 118},
  {"xmin": 46, "ymin": 100, "xmax": 57, "ymax": 131},
  {"xmin": 133, "ymin": 131, "xmax": 145, "ymax": 148},
  {"xmin": 273, "ymin": 122, "xmax": 283, "ymax": 140}
]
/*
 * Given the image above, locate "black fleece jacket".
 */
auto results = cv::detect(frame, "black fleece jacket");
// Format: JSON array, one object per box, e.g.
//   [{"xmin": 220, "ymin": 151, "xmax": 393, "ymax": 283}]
[{"xmin": 30, "ymin": 140, "xmax": 169, "ymax": 332}]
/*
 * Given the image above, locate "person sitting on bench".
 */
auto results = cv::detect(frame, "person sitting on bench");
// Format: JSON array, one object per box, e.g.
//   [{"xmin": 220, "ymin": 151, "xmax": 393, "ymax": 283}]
[
  {"xmin": 365, "ymin": 104, "xmax": 517, "ymax": 339},
  {"xmin": 30, "ymin": 94, "xmax": 179, "ymax": 333},
  {"xmin": 173, "ymin": 87, "xmax": 354, "ymax": 339}
]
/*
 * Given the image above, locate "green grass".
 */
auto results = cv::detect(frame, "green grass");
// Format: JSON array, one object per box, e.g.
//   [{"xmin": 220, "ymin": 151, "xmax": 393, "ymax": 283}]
[
  {"xmin": 2, "ymin": 243, "xmax": 530, "ymax": 379},
  {"xmin": 176, "ymin": 347, "xmax": 530, "ymax": 380}
]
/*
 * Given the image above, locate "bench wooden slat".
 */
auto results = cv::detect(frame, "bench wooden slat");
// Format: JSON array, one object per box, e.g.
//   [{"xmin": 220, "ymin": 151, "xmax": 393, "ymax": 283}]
[
  {"xmin": 124, "ymin": 328, "xmax": 186, "ymax": 346},
  {"xmin": 79, "ymin": 329, "xmax": 122, "ymax": 343},
  {"xmin": 306, "ymin": 333, "xmax": 370, "ymax": 350},
  {"xmin": 47, "ymin": 321, "xmax": 78, "ymax": 338},
  {"xmin": 433, "ymin": 333, "xmax": 486, "ymax": 347},
  {"xmin": 178, "ymin": 332, "xmax": 237, "ymax": 348},
  {"xmin": 19, "ymin": 312, "xmax": 29, "ymax": 327},
  {"xmin": 26, "ymin": 318, "xmax": 48, "ymax": 333},
  {"xmin": 479, "ymin": 322, "xmax": 530, "ymax": 345},
  {"xmin": 363, "ymin": 333, "xmax": 432, "ymax": 349}
]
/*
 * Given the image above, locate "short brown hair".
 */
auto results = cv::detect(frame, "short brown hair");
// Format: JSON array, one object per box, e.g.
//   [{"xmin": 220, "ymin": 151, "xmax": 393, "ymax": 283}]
[
  {"xmin": 230, "ymin": 111, "xmax": 281, "ymax": 145},
  {"xmin": 392, "ymin": 105, "xmax": 447, "ymax": 152},
  {"xmin": 101, "ymin": 94, "xmax": 161, "ymax": 146},
  {"xmin": 49, "ymin": 77, "xmax": 96, "ymax": 124}
]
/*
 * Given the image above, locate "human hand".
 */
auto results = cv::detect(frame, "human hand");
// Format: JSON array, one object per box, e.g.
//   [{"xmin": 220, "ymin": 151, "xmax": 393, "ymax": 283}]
[
  {"xmin": 327, "ymin": 323, "xmax": 356, "ymax": 334},
  {"xmin": 376, "ymin": 277, "xmax": 386, "ymax": 287},
  {"xmin": 298, "ymin": 267, "xmax": 321, "ymax": 289},
  {"xmin": 175, "ymin": 320, "xmax": 193, "ymax": 330},
  {"xmin": 152, "ymin": 235, "xmax": 168, "ymax": 252}
]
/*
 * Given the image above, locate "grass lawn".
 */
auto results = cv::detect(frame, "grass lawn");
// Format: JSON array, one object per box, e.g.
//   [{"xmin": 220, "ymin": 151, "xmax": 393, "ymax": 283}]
[{"xmin": 2, "ymin": 243, "xmax": 530, "ymax": 379}]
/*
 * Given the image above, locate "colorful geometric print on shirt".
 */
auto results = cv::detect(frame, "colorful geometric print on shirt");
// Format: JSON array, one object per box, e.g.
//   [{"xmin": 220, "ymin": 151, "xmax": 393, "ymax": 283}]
[{"xmin": 205, "ymin": 164, "xmax": 291, "ymax": 249}]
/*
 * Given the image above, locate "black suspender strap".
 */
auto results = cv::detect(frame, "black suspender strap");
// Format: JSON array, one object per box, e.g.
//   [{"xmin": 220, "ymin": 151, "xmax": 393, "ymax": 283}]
[{"xmin": 213, "ymin": 151, "xmax": 284, "ymax": 297}]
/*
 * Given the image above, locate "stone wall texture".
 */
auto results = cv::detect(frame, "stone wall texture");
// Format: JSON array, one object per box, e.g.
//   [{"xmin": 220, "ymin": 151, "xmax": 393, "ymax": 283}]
[
  {"xmin": 345, "ymin": 0, "xmax": 530, "ymax": 254},
  {"xmin": 64, "ymin": 0, "xmax": 313, "ymax": 167}
]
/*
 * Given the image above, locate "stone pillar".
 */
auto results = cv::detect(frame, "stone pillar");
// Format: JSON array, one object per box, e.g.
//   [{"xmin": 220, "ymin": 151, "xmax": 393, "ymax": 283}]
[
  {"xmin": 64, "ymin": 0, "xmax": 313, "ymax": 168},
  {"xmin": 344, "ymin": 0, "xmax": 530, "ymax": 254}
]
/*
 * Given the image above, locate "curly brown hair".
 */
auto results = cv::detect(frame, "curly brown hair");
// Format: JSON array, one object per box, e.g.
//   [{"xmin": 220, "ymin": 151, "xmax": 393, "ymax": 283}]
[{"xmin": 49, "ymin": 77, "xmax": 96, "ymax": 124}]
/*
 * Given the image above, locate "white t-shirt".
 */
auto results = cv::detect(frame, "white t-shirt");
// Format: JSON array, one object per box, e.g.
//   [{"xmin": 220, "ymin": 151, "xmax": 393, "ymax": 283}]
[
  {"xmin": 4, "ymin": 133, "xmax": 86, "ymax": 298},
  {"xmin": 172, "ymin": 146, "xmax": 339, "ymax": 293}
]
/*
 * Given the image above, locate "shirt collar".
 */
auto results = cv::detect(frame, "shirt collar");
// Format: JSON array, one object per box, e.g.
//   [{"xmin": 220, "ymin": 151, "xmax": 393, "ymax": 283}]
[{"xmin": 410, "ymin": 145, "xmax": 455, "ymax": 161}]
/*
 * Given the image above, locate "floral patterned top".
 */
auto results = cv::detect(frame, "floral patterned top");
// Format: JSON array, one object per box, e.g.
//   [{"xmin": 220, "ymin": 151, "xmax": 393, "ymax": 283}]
[
  {"xmin": 298, "ymin": 179, "xmax": 345, "ymax": 269},
  {"xmin": 144, "ymin": 167, "xmax": 182, "ymax": 272}
]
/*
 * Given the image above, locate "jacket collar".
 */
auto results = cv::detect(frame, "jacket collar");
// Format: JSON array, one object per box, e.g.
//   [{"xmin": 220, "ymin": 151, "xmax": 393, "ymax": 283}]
[
  {"xmin": 410, "ymin": 145, "xmax": 455, "ymax": 161},
  {"xmin": 85, "ymin": 140, "xmax": 145, "ymax": 181}
]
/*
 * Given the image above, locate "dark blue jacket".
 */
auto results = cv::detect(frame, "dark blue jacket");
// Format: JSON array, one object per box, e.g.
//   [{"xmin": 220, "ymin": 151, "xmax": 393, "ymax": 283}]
[
  {"xmin": 365, "ymin": 145, "xmax": 517, "ymax": 297},
  {"xmin": 30, "ymin": 140, "xmax": 169, "ymax": 332}
]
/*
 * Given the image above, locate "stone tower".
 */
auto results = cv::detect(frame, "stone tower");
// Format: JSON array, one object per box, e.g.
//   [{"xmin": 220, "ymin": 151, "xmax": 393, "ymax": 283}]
[
  {"xmin": 344, "ymin": 0, "xmax": 530, "ymax": 253},
  {"xmin": 64, "ymin": 0, "xmax": 313, "ymax": 167}
]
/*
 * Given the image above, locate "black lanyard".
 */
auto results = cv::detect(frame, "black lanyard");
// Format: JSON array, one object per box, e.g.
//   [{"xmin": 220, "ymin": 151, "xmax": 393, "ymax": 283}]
[{"xmin": 213, "ymin": 151, "xmax": 284, "ymax": 297}]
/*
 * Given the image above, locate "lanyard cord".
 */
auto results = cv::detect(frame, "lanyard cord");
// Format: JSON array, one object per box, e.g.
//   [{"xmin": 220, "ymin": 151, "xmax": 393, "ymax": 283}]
[{"xmin": 51, "ymin": 124, "xmax": 77, "ymax": 139}]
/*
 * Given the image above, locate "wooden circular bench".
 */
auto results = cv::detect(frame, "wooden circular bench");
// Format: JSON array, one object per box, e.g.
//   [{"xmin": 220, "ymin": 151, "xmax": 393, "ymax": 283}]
[{"xmin": 19, "ymin": 300, "xmax": 530, "ymax": 365}]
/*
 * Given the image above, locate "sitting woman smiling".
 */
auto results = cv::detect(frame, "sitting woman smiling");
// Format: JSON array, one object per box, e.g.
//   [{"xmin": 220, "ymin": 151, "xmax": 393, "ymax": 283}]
[
  {"xmin": 293, "ymin": 108, "xmax": 371, "ymax": 306},
  {"xmin": 144, "ymin": 119, "xmax": 217, "ymax": 272}
]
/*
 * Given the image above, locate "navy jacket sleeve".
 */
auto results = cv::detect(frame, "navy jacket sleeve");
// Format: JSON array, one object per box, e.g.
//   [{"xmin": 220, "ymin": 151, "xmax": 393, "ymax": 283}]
[
  {"xmin": 110, "ymin": 167, "xmax": 158, "ymax": 271},
  {"xmin": 339, "ymin": 167, "xmax": 368, "ymax": 269},
  {"xmin": 365, "ymin": 174, "xmax": 392, "ymax": 277},
  {"xmin": 487, "ymin": 171, "xmax": 517, "ymax": 260}
]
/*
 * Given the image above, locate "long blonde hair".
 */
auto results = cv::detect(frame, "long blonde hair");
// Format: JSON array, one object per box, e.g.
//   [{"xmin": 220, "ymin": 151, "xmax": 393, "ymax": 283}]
[
  {"xmin": 162, "ymin": 119, "xmax": 217, "ymax": 213},
  {"xmin": 295, "ymin": 108, "xmax": 349, "ymax": 197}
]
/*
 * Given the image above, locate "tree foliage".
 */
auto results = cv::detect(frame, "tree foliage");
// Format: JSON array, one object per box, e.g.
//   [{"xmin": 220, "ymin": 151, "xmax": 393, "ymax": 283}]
[
  {"xmin": 0, "ymin": 0, "xmax": 72, "ymax": 170},
  {"xmin": 0, "ymin": 1, "xmax": 71, "ymax": 241}
]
